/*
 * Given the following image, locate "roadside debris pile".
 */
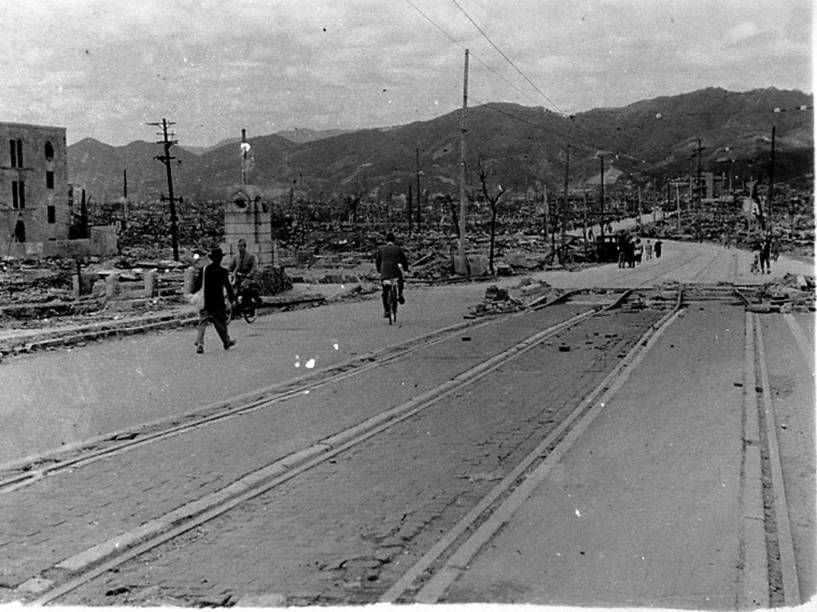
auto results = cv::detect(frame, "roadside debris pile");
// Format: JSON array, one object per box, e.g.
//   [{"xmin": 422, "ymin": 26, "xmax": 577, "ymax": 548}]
[
  {"xmin": 747, "ymin": 274, "xmax": 815, "ymax": 313},
  {"xmin": 465, "ymin": 285, "xmax": 524, "ymax": 319}
]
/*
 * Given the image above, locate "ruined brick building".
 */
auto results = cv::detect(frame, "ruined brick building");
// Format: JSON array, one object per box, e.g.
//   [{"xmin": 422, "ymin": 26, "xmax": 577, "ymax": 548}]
[
  {"xmin": 0, "ymin": 122, "xmax": 70, "ymax": 255},
  {"xmin": 1, "ymin": 121, "xmax": 116, "ymax": 258}
]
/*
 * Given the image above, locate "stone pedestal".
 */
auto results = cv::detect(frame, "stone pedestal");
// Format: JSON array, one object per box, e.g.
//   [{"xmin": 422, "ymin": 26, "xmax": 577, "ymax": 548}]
[{"xmin": 221, "ymin": 186, "xmax": 275, "ymax": 267}]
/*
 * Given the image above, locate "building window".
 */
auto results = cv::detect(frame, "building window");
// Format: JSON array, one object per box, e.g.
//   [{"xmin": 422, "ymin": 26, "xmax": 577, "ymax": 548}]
[
  {"xmin": 46, "ymin": 171, "xmax": 54, "ymax": 189},
  {"xmin": 9, "ymin": 139, "xmax": 23, "ymax": 168},
  {"xmin": 48, "ymin": 205, "xmax": 56, "ymax": 224},
  {"xmin": 45, "ymin": 141, "xmax": 54, "ymax": 161},
  {"xmin": 11, "ymin": 180, "xmax": 25, "ymax": 209}
]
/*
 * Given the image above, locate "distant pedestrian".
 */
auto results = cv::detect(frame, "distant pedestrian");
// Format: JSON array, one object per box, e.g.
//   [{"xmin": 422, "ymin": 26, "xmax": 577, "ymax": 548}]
[
  {"xmin": 759, "ymin": 235, "xmax": 772, "ymax": 274},
  {"xmin": 193, "ymin": 247, "xmax": 237, "ymax": 354},
  {"xmin": 645, "ymin": 239, "xmax": 653, "ymax": 260},
  {"xmin": 654, "ymin": 239, "xmax": 663, "ymax": 258},
  {"xmin": 634, "ymin": 238, "xmax": 643, "ymax": 265},
  {"xmin": 617, "ymin": 234, "xmax": 628, "ymax": 268}
]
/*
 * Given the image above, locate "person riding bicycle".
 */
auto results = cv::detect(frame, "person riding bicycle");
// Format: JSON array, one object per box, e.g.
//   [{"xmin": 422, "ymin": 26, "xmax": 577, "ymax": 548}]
[
  {"xmin": 375, "ymin": 232, "xmax": 409, "ymax": 318},
  {"xmin": 228, "ymin": 239, "xmax": 260, "ymax": 307}
]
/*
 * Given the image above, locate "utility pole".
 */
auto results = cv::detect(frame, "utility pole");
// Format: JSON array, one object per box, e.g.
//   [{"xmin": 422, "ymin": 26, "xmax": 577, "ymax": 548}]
[
  {"xmin": 407, "ymin": 185, "xmax": 413, "ymax": 236},
  {"xmin": 241, "ymin": 128, "xmax": 248, "ymax": 186},
  {"xmin": 148, "ymin": 118, "xmax": 181, "ymax": 261},
  {"xmin": 768, "ymin": 125, "xmax": 776, "ymax": 226},
  {"xmin": 542, "ymin": 183, "xmax": 549, "ymax": 243},
  {"xmin": 122, "ymin": 169, "xmax": 128, "ymax": 222},
  {"xmin": 561, "ymin": 145, "xmax": 569, "ymax": 257},
  {"xmin": 599, "ymin": 155, "xmax": 605, "ymax": 238},
  {"xmin": 582, "ymin": 187, "xmax": 588, "ymax": 259},
  {"xmin": 457, "ymin": 49, "xmax": 469, "ymax": 272},
  {"xmin": 675, "ymin": 182, "xmax": 681, "ymax": 233},
  {"xmin": 415, "ymin": 148, "xmax": 422, "ymax": 232},
  {"xmin": 695, "ymin": 137, "xmax": 703, "ymax": 205}
]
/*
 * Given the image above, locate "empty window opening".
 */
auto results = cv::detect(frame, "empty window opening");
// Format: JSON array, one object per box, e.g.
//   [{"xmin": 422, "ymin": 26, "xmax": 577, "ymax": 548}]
[
  {"xmin": 46, "ymin": 171, "xmax": 54, "ymax": 189},
  {"xmin": 12, "ymin": 181, "xmax": 25, "ymax": 209},
  {"xmin": 9, "ymin": 139, "xmax": 24, "ymax": 168},
  {"xmin": 45, "ymin": 141, "xmax": 54, "ymax": 160},
  {"xmin": 47, "ymin": 205, "xmax": 56, "ymax": 224}
]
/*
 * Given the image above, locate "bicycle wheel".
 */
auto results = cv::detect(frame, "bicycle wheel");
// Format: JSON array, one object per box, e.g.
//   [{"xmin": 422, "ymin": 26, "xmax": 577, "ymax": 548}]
[
  {"xmin": 242, "ymin": 302, "xmax": 257, "ymax": 323},
  {"xmin": 388, "ymin": 285, "xmax": 398, "ymax": 325}
]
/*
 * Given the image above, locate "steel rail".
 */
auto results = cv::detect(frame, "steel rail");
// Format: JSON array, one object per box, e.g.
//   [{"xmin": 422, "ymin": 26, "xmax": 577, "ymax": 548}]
[
  {"xmin": 0, "ymin": 304, "xmax": 565, "ymax": 493},
  {"xmin": 381, "ymin": 286, "xmax": 684, "ymax": 603},
  {"xmin": 754, "ymin": 314, "xmax": 801, "ymax": 606},
  {"xmin": 28, "ymin": 296, "xmax": 641, "ymax": 605}
]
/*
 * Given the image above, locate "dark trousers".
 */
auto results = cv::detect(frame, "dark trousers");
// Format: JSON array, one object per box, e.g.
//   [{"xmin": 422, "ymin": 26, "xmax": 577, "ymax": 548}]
[{"xmin": 195, "ymin": 308, "xmax": 231, "ymax": 347}]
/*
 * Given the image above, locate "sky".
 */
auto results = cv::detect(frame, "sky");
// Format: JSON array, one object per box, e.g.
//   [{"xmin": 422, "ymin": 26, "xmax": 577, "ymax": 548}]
[{"xmin": 1, "ymin": 0, "xmax": 812, "ymax": 147}]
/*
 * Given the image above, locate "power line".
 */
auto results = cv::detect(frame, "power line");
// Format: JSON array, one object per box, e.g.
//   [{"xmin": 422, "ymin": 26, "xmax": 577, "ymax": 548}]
[
  {"xmin": 401, "ymin": 0, "xmax": 543, "ymax": 107},
  {"xmin": 449, "ymin": 0, "xmax": 565, "ymax": 114}
]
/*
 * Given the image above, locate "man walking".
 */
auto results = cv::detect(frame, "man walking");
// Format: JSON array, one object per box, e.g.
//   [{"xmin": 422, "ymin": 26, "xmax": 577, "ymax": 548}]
[{"xmin": 194, "ymin": 247, "xmax": 236, "ymax": 354}]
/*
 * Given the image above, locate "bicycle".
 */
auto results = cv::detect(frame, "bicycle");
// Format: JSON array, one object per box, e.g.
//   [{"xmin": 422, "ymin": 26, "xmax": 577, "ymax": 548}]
[
  {"xmin": 382, "ymin": 278, "xmax": 399, "ymax": 325},
  {"xmin": 229, "ymin": 273, "xmax": 260, "ymax": 323}
]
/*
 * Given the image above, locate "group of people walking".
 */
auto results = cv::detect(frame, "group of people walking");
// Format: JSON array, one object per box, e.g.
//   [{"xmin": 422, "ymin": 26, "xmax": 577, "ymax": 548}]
[{"xmin": 617, "ymin": 233, "xmax": 662, "ymax": 268}]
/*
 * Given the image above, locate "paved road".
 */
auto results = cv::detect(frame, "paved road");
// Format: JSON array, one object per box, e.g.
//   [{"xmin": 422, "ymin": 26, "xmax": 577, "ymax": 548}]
[
  {"xmin": 1, "ymin": 238, "xmax": 813, "ymax": 607},
  {"xmin": 1, "ymin": 239, "xmax": 810, "ymax": 466}
]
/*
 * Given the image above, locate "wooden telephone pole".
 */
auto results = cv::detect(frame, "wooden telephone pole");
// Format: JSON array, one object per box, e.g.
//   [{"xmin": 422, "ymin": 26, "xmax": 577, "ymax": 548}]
[
  {"xmin": 599, "ymin": 155, "xmax": 605, "ymax": 237},
  {"xmin": 148, "ymin": 118, "xmax": 181, "ymax": 261},
  {"xmin": 457, "ymin": 49, "xmax": 469, "ymax": 272},
  {"xmin": 415, "ymin": 147, "xmax": 422, "ymax": 231}
]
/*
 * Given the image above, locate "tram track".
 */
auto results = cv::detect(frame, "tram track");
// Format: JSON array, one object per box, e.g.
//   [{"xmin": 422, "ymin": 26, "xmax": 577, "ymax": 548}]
[
  {"xmin": 0, "ymin": 296, "xmax": 577, "ymax": 494},
  {"xmin": 740, "ymin": 311, "xmax": 801, "ymax": 608},
  {"xmin": 22, "ymin": 290, "xmax": 676, "ymax": 605},
  {"xmin": 1, "ymin": 246, "xmax": 718, "ymax": 496}
]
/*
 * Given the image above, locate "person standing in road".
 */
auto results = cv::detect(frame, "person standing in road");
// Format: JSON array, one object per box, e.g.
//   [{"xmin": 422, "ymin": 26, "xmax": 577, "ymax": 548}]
[
  {"xmin": 375, "ymin": 232, "xmax": 410, "ymax": 318},
  {"xmin": 759, "ymin": 234, "xmax": 772, "ymax": 274},
  {"xmin": 193, "ymin": 247, "xmax": 236, "ymax": 354},
  {"xmin": 645, "ymin": 239, "xmax": 653, "ymax": 260},
  {"xmin": 654, "ymin": 239, "xmax": 663, "ymax": 258}
]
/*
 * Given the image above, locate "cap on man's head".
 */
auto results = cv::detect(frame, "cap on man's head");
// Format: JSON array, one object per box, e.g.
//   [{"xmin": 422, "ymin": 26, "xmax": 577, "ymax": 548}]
[
  {"xmin": 238, "ymin": 239, "xmax": 247, "ymax": 247},
  {"xmin": 209, "ymin": 247, "xmax": 223, "ymax": 262},
  {"xmin": 386, "ymin": 232, "xmax": 396, "ymax": 243}
]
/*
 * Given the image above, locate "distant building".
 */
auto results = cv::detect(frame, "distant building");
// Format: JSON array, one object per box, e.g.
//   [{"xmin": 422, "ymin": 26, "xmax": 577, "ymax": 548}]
[
  {"xmin": 0, "ymin": 122, "xmax": 70, "ymax": 253},
  {"xmin": 0, "ymin": 121, "xmax": 115, "ymax": 258}
]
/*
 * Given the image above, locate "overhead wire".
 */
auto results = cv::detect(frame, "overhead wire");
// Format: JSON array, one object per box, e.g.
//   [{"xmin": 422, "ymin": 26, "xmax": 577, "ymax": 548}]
[
  {"xmin": 403, "ymin": 1, "xmax": 809, "ymax": 175},
  {"xmin": 403, "ymin": 0, "xmax": 611, "ymax": 156},
  {"xmin": 449, "ymin": 0, "xmax": 566, "ymax": 116},
  {"xmin": 401, "ymin": 0, "xmax": 544, "ymax": 107}
]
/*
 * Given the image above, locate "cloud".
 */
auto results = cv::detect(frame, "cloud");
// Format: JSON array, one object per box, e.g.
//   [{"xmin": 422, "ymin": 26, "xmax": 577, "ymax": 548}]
[
  {"xmin": 3, "ymin": 0, "xmax": 812, "ymax": 146},
  {"xmin": 725, "ymin": 22, "xmax": 780, "ymax": 48}
]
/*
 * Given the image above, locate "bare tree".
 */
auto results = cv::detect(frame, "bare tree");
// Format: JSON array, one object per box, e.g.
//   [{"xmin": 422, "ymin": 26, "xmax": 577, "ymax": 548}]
[{"xmin": 477, "ymin": 161, "xmax": 506, "ymax": 275}]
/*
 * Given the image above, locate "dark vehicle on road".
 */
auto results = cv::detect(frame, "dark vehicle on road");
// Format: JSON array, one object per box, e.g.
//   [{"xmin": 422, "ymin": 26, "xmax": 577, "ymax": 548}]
[{"xmin": 595, "ymin": 235, "xmax": 619, "ymax": 263}]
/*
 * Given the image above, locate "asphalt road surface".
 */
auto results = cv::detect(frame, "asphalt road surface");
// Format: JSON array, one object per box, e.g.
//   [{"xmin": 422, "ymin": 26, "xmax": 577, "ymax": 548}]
[{"xmin": 0, "ymin": 238, "xmax": 813, "ymax": 608}]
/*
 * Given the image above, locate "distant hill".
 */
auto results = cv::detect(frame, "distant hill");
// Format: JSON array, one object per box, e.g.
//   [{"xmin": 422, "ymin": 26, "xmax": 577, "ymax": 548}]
[
  {"xmin": 68, "ymin": 87, "xmax": 813, "ymax": 203},
  {"xmin": 275, "ymin": 127, "xmax": 354, "ymax": 143},
  {"xmin": 180, "ymin": 137, "xmax": 241, "ymax": 156}
]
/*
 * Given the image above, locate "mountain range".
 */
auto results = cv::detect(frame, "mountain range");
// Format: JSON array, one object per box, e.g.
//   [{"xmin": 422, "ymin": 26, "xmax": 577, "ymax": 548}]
[{"xmin": 67, "ymin": 87, "xmax": 813, "ymax": 204}]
